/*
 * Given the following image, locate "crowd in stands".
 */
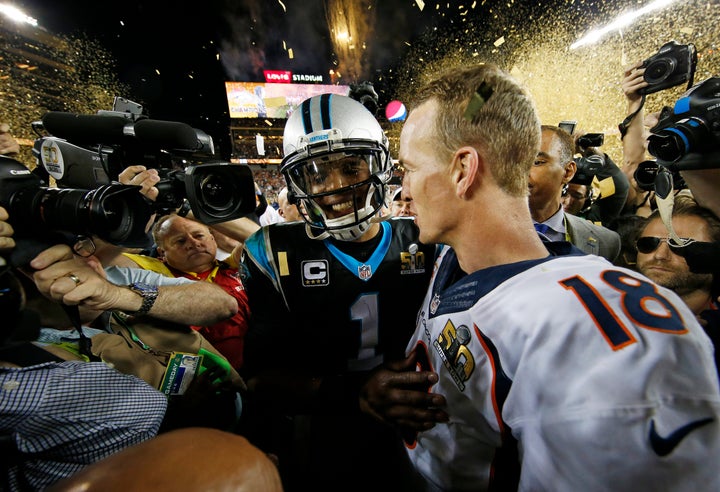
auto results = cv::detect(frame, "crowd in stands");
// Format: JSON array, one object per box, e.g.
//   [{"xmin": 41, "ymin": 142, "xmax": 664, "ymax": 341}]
[
  {"xmin": 252, "ymin": 167, "xmax": 285, "ymax": 208},
  {"xmin": 1, "ymin": 53, "xmax": 720, "ymax": 492}
]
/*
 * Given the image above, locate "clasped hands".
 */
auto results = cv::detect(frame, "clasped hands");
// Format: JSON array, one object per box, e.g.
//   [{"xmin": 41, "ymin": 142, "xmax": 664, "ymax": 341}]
[{"xmin": 360, "ymin": 348, "xmax": 449, "ymax": 433}]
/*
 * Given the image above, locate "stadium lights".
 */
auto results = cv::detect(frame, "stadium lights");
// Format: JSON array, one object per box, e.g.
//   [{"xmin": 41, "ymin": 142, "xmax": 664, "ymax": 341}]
[
  {"xmin": 571, "ymin": 0, "xmax": 680, "ymax": 49},
  {"xmin": 0, "ymin": 3, "xmax": 38, "ymax": 26}
]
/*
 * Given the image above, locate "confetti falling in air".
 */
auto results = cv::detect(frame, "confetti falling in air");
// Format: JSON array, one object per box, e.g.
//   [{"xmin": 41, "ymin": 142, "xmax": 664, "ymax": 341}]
[
  {"xmin": 383, "ymin": 0, "xmax": 720, "ymax": 161},
  {"xmin": 1, "ymin": 32, "xmax": 128, "ymax": 167}
]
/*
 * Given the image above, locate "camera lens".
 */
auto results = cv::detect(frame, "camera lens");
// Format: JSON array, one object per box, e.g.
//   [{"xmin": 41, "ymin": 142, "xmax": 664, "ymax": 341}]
[
  {"xmin": 633, "ymin": 160, "xmax": 661, "ymax": 191},
  {"xmin": 647, "ymin": 117, "xmax": 708, "ymax": 162},
  {"xmin": 644, "ymin": 57, "xmax": 676, "ymax": 84},
  {"xmin": 198, "ymin": 174, "xmax": 234, "ymax": 213},
  {"xmin": 183, "ymin": 163, "xmax": 255, "ymax": 224}
]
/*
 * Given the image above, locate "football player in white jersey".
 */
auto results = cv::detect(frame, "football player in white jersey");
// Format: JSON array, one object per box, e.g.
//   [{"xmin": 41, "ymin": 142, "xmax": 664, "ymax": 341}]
[{"xmin": 359, "ymin": 63, "xmax": 720, "ymax": 491}]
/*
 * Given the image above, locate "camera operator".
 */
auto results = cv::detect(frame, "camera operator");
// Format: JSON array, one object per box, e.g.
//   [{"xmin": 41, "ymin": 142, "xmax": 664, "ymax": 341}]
[
  {"xmin": 678, "ymin": 170, "xmax": 720, "ymax": 220},
  {"xmin": 0, "ymin": 126, "xmax": 18, "ymax": 251},
  {"xmin": 565, "ymin": 131, "xmax": 630, "ymax": 227},
  {"xmin": 0, "ymin": 201, "xmax": 14, "ymax": 252},
  {"xmin": 117, "ymin": 165, "xmax": 261, "ymax": 256},
  {"xmin": 0, "ymin": 123, "xmax": 20, "ymax": 156}
]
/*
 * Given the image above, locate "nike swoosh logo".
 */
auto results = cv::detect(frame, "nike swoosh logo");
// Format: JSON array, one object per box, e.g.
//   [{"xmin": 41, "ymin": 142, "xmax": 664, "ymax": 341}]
[{"xmin": 649, "ymin": 417, "xmax": 714, "ymax": 457}]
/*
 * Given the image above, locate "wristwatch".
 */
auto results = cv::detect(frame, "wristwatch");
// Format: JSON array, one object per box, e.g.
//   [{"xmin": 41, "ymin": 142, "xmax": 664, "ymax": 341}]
[{"xmin": 127, "ymin": 282, "xmax": 159, "ymax": 316}]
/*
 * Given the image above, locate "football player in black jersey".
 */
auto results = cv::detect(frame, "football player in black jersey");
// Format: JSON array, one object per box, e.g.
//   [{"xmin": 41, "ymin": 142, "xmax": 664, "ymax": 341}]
[{"xmin": 239, "ymin": 94, "xmax": 435, "ymax": 491}]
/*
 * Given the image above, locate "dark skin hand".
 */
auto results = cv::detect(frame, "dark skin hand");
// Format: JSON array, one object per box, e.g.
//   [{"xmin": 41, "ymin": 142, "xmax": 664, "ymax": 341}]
[{"xmin": 359, "ymin": 348, "xmax": 449, "ymax": 433}]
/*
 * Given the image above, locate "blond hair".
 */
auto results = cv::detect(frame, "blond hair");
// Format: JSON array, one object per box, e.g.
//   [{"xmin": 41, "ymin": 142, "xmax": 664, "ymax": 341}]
[{"xmin": 407, "ymin": 63, "xmax": 541, "ymax": 197}]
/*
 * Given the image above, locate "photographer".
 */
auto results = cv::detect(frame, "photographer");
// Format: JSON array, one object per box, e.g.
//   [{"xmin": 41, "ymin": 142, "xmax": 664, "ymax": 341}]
[
  {"xmin": 620, "ymin": 61, "xmax": 658, "ymax": 217},
  {"xmin": 679, "ymin": 168, "xmax": 720, "ymax": 220},
  {"xmin": 566, "ymin": 131, "xmax": 630, "ymax": 227},
  {"xmin": 0, "ymin": 123, "xmax": 20, "ymax": 156}
]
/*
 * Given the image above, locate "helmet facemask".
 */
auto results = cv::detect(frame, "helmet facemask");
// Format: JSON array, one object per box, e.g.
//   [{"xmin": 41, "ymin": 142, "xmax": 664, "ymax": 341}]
[{"xmin": 283, "ymin": 140, "xmax": 392, "ymax": 241}]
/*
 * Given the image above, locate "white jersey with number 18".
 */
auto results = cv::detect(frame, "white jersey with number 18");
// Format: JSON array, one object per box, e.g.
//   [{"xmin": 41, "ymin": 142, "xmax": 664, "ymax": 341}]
[{"xmin": 406, "ymin": 245, "xmax": 720, "ymax": 492}]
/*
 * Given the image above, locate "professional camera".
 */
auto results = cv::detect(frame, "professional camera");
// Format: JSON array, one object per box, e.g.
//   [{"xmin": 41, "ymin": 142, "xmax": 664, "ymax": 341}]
[
  {"xmin": 349, "ymin": 81, "xmax": 380, "ymax": 116},
  {"xmin": 576, "ymin": 133, "xmax": 604, "ymax": 148},
  {"xmin": 152, "ymin": 164, "xmax": 255, "ymax": 222},
  {"xmin": 639, "ymin": 41, "xmax": 697, "ymax": 95},
  {"xmin": 32, "ymin": 97, "xmax": 256, "ymax": 224},
  {"xmin": 0, "ymin": 155, "xmax": 155, "ymax": 263},
  {"xmin": 634, "ymin": 159, "xmax": 687, "ymax": 193},
  {"xmin": 646, "ymin": 77, "xmax": 720, "ymax": 164},
  {"xmin": 571, "ymin": 154, "xmax": 604, "ymax": 186}
]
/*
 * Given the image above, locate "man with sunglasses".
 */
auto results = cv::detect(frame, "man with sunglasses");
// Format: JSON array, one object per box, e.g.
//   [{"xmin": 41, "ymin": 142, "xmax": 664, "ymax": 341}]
[
  {"xmin": 634, "ymin": 195, "xmax": 720, "ymax": 373},
  {"xmin": 635, "ymin": 195, "xmax": 720, "ymax": 315}
]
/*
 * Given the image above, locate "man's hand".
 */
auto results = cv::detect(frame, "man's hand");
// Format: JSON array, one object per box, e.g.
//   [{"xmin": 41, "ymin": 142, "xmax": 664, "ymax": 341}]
[
  {"xmin": 119, "ymin": 165, "xmax": 161, "ymax": 201},
  {"xmin": 622, "ymin": 61, "xmax": 648, "ymax": 107},
  {"xmin": 0, "ymin": 206, "xmax": 15, "ymax": 251},
  {"xmin": 0, "ymin": 123, "xmax": 20, "ymax": 155},
  {"xmin": 29, "ymin": 244, "xmax": 127, "ymax": 319},
  {"xmin": 359, "ymin": 349, "xmax": 448, "ymax": 432}
]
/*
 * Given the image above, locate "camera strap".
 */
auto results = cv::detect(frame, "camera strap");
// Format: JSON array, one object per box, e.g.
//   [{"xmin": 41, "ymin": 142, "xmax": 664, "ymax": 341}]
[
  {"xmin": 617, "ymin": 95, "xmax": 646, "ymax": 140},
  {"xmin": 653, "ymin": 171, "xmax": 686, "ymax": 246},
  {"xmin": 61, "ymin": 304, "xmax": 102, "ymax": 362}
]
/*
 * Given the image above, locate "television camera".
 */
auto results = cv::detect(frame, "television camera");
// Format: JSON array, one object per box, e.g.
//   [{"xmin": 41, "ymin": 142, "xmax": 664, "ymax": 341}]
[{"xmin": 0, "ymin": 98, "xmax": 256, "ymax": 265}]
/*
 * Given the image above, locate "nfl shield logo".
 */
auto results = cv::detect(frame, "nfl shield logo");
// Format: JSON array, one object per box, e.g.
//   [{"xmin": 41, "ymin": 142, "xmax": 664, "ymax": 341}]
[
  {"xmin": 430, "ymin": 293, "xmax": 441, "ymax": 314},
  {"xmin": 358, "ymin": 264, "xmax": 372, "ymax": 280}
]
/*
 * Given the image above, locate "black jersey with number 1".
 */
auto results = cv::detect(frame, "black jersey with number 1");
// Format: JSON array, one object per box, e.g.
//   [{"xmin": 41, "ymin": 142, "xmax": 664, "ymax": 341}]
[{"xmin": 241, "ymin": 217, "xmax": 435, "ymax": 378}]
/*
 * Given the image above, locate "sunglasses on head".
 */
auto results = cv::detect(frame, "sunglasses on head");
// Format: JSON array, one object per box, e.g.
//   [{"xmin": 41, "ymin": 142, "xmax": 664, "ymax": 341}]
[{"xmin": 635, "ymin": 236, "xmax": 695, "ymax": 256}]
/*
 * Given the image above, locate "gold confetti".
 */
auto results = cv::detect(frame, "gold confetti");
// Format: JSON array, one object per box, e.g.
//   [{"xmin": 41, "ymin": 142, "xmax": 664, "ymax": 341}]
[{"xmin": 387, "ymin": 0, "xmax": 720, "ymax": 163}]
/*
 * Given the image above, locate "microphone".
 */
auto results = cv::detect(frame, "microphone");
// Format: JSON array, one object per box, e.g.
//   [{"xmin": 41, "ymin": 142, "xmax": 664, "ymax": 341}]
[{"xmin": 42, "ymin": 112, "xmax": 201, "ymax": 150}]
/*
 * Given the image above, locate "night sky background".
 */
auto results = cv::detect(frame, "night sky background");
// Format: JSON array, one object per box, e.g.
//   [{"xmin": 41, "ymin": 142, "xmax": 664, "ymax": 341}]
[{"xmin": 8, "ymin": 0, "xmax": 720, "ymax": 159}]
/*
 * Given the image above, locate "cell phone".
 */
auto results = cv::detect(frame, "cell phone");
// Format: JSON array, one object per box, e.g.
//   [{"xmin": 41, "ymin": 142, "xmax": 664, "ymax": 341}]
[
  {"xmin": 558, "ymin": 120, "xmax": 577, "ymax": 135},
  {"xmin": 577, "ymin": 133, "xmax": 604, "ymax": 148}
]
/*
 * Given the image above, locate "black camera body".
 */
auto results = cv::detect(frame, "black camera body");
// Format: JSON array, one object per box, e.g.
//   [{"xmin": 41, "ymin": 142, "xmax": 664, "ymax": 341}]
[
  {"xmin": 577, "ymin": 133, "xmax": 604, "ymax": 148},
  {"xmin": 32, "ymin": 99, "xmax": 257, "ymax": 225},
  {"xmin": 349, "ymin": 81, "xmax": 380, "ymax": 116},
  {"xmin": 571, "ymin": 154, "xmax": 604, "ymax": 186},
  {"xmin": 633, "ymin": 159, "xmax": 687, "ymax": 193},
  {"xmin": 0, "ymin": 156, "xmax": 156, "ymax": 266},
  {"xmin": 639, "ymin": 41, "xmax": 697, "ymax": 95},
  {"xmin": 647, "ymin": 77, "xmax": 720, "ymax": 164}
]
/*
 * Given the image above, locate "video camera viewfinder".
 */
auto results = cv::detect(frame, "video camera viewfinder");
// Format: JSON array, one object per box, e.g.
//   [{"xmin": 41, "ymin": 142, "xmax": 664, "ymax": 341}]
[{"xmin": 31, "ymin": 98, "xmax": 257, "ymax": 225}]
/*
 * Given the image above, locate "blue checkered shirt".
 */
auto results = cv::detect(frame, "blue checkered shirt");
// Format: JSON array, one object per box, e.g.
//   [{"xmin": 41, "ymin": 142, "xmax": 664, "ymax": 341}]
[{"xmin": 1, "ymin": 361, "xmax": 167, "ymax": 490}]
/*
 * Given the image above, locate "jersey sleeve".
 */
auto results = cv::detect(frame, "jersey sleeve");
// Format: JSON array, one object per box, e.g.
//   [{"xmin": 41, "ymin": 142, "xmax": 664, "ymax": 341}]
[{"xmin": 240, "ymin": 232, "xmax": 295, "ymax": 379}]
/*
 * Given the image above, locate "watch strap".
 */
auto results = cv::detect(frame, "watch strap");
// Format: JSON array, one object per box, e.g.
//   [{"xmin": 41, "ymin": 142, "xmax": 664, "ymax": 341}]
[{"xmin": 128, "ymin": 284, "xmax": 159, "ymax": 316}]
